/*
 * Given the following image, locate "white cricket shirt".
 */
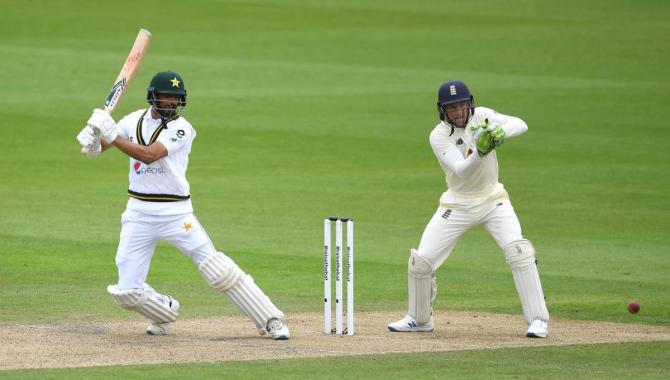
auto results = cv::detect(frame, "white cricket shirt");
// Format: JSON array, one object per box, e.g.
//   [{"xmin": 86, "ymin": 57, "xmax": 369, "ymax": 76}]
[
  {"xmin": 429, "ymin": 106, "xmax": 528, "ymax": 208},
  {"xmin": 116, "ymin": 108, "xmax": 196, "ymax": 215}
]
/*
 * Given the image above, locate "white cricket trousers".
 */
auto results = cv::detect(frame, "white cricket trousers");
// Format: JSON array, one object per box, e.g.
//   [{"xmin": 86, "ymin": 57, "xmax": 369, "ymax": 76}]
[
  {"xmin": 115, "ymin": 209, "xmax": 217, "ymax": 290},
  {"xmin": 417, "ymin": 197, "xmax": 523, "ymax": 269}
]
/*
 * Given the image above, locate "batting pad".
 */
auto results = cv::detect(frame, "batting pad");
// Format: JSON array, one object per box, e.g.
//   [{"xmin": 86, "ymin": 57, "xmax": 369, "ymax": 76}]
[
  {"xmin": 198, "ymin": 252, "xmax": 245, "ymax": 292},
  {"xmin": 504, "ymin": 239, "xmax": 549, "ymax": 324},
  {"xmin": 225, "ymin": 275, "xmax": 285, "ymax": 334},
  {"xmin": 408, "ymin": 249, "xmax": 437, "ymax": 325},
  {"xmin": 107, "ymin": 285, "xmax": 179, "ymax": 323}
]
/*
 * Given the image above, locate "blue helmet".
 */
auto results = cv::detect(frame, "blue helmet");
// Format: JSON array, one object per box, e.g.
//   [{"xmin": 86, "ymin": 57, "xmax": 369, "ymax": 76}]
[{"xmin": 436, "ymin": 80, "xmax": 475, "ymax": 122}]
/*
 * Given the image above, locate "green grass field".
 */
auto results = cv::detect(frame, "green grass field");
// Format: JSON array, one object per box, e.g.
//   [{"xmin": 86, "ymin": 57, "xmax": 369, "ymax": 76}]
[{"xmin": 1, "ymin": 0, "xmax": 669, "ymax": 378}]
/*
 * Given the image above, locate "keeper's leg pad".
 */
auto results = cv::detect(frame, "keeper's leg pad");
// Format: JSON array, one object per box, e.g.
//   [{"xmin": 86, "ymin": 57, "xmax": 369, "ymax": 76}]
[
  {"xmin": 504, "ymin": 239, "xmax": 549, "ymax": 324},
  {"xmin": 198, "ymin": 252, "xmax": 284, "ymax": 334},
  {"xmin": 408, "ymin": 249, "xmax": 437, "ymax": 325},
  {"xmin": 107, "ymin": 285, "xmax": 179, "ymax": 323}
]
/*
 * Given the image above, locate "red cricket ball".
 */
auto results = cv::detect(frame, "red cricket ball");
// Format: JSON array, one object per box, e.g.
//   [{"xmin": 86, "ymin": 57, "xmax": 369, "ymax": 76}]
[{"xmin": 627, "ymin": 300, "xmax": 640, "ymax": 314}]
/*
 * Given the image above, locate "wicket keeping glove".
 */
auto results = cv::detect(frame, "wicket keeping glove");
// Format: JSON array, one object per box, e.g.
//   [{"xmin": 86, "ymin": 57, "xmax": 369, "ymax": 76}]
[
  {"xmin": 87, "ymin": 108, "xmax": 118, "ymax": 144},
  {"xmin": 470, "ymin": 121, "xmax": 494, "ymax": 156},
  {"xmin": 475, "ymin": 129, "xmax": 495, "ymax": 156},
  {"xmin": 488, "ymin": 123, "xmax": 505, "ymax": 146}
]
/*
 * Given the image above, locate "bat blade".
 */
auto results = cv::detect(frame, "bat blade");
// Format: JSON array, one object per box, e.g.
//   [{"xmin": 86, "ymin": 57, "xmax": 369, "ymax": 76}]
[{"xmin": 103, "ymin": 28, "xmax": 152, "ymax": 114}]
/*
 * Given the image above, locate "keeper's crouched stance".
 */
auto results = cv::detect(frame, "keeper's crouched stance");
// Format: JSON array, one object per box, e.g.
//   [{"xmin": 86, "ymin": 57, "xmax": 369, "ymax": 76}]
[
  {"xmin": 388, "ymin": 80, "xmax": 549, "ymax": 338},
  {"xmin": 76, "ymin": 71, "xmax": 289, "ymax": 340}
]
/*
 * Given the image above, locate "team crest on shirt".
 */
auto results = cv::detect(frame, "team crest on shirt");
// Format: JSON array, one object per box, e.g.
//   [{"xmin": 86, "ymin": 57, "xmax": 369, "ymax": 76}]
[
  {"xmin": 183, "ymin": 222, "xmax": 192, "ymax": 232},
  {"xmin": 170, "ymin": 129, "xmax": 186, "ymax": 142}
]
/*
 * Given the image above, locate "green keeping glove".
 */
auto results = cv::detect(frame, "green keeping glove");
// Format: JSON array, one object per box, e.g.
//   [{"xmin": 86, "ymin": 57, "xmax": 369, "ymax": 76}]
[
  {"xmin": 476, "ymin": 129, "xmax": 495, "ymax": 156},
  {"xmin": 488, "ymin": 124, "xmax": 505, "ymax": 146},
  {"xmin": 469, "ymin": 122, "xmax": 488, "ymax": 136},
  {"xmin": 470, "ymin": 118, "xmax": 494, "ymax": 156}
]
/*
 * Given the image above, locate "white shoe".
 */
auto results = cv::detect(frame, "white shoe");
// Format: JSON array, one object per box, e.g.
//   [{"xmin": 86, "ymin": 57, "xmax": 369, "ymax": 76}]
[
  {"xmin": 388, "ymin": 315, "xmax": 434, "ymax": 332},
  {"xmin": 266, "ymin": 318, "xmax": 290, "ymax": 340},
  {"xmin": 146, "ymin": 321, "xmax": 171, "ymax": 335},
  {"xmin": 526, "ymin": 319, "xmax": 548, "ymax": 338},
  {"xmin": 146, "ymin": 296, "xmax": 180, "ymax": 336}
]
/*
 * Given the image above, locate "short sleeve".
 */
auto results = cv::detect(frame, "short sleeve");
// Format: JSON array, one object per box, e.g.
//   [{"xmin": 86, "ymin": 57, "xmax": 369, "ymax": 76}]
[
  {"xmin": 156, "ymin": 126, "xmax": 192, "ymax": 155},
  {"xmin": 115, "ymin": 113, "xmax": 134, "ymax": 139}
]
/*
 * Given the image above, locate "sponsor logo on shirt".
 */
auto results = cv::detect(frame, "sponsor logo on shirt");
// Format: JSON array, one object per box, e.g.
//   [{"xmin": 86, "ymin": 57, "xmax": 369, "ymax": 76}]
[{"xmin": 133, "ymin": 161, "xmax": 166, "ymax": 175}]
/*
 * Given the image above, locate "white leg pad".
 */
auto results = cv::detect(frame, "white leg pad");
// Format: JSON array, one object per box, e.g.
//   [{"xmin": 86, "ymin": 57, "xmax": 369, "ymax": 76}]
[
  {"xmin": 107, "ymin": 285, "xmax": 179, "ymax": 323},
  {"xmin": 408, "ymin": 249, "xmax": 437, "ymax": 325},
  {"xmin": 198, "ymin": 252, "xmax": 283, "ymax": 334},
  {"xmin": 504, "ymin": 239, "xmax": 549, "ymax": 324},
  {"xmin": 198, "ymin": 252, "xmax": 245, "ymax": 291},
  {"xmin": 225, "ymin": 275, "xmax": 285, "ymax": 334}
]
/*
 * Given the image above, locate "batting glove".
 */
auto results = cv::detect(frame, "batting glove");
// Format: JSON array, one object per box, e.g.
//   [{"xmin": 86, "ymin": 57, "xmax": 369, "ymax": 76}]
[
  {"xmin": 76, "ymin": 126, "xmax": 102, "ymax": 157},
  {"xmin": 76, "ymin": 125, "xmax": 97, "ymax": 146},
  {"xmin": 87, "ymin": 108, "xmax": 118, "ymax": 144},
  {"xmin": 81, "ymin": 141, "xmax": 102, "ymax": 157}
]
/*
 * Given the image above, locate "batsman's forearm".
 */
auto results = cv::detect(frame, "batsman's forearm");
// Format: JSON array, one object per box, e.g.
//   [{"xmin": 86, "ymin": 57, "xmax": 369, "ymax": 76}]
[
  {"xmin": 111, "ymin": 137, "xmax": 166, "ymax": 164},
  {"xmin": 101, "ymin": 140, "xmax": 113, "ymax": 153}
]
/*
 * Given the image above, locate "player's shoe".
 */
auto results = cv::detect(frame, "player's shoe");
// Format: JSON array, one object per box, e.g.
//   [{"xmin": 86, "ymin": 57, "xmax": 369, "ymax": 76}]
[
  {"xmin": 266, "ymin": 318, "xmax": 290, "ymax": 340},
  {"xmin": 526, "ymin": 319, "xmax": 548, "ymax": 338},
  {"xmin": 146, "ymin": 296, "xmax": 180, "ymax": 336},
  {"xmin": 388, "ymin": 315, "xmax": 434, "ymax": 332}
]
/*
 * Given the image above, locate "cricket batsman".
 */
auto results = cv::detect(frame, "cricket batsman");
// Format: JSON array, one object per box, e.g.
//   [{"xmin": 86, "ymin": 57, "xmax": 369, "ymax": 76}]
[
  {"xmin": 388, "ymin": 80, "xmax": 549, "ymax": 337},
  {"xmin": 76, "ymin": 71, "xmax": 290, "ymax": 339}
]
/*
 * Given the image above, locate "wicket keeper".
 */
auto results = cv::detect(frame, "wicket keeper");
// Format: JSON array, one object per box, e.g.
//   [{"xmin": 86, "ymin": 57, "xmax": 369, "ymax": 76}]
[{"xmin": 388, "ymin": 80, "xmax": 550, "ymax": 338}]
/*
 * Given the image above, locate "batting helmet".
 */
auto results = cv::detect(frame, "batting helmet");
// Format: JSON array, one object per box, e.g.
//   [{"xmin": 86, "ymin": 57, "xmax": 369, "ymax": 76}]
[
  {"xmin": 147, "ymin": 71, "xmax": 187, "ymax": 119},
  {"xmin": 436, "ymin": 80, "xmax": 475, "ymax": 122}
]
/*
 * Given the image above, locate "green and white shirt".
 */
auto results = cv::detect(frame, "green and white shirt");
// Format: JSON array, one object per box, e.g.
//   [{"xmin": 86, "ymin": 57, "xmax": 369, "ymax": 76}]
[{"xmin": 116, "ymin": 108, "xmax": 195, "ymax": 215}]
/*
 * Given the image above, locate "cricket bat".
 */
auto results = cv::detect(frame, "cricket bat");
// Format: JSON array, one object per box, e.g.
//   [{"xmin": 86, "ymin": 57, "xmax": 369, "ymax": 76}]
[
  {"xmin": 81, "ymin": 28, "xmax": 151, "ymax": 154},
  {"xmin": 103, "ymin": 28, "xmax": 152, "ymax": 114}
]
